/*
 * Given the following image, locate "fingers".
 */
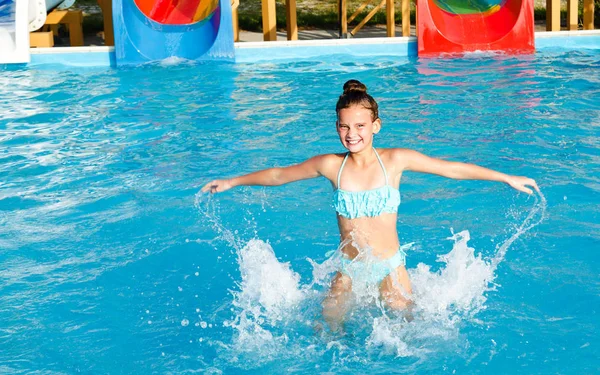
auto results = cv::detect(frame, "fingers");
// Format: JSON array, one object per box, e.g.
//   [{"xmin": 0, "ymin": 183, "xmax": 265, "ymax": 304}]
[
  {"xmin": 201, "ymin": 181, "xmax": 215, "ymax": 193},
  {"xmin": 522, "ymin": 178, "xmax": 539, "ymax": 195},
  {"xmin": 530, "ymin": 179, "xmax": 540, "ymax": 193},
  {"xmin": 201, "ymin": 180, "xmax": 219, "ymax": 194},
  {"xmin": 511, "ymin": 176, "xmax": 540, "ymax": 195},
  {"xmin": 515, "ymin": 181, "xmax": 533, "ymax": 195}
]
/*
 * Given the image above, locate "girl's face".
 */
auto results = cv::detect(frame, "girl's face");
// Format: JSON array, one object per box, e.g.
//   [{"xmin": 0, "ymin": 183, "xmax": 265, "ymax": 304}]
[{"xmin": 336, "ymin": 105, "xmax": 381, "ymax": 153}]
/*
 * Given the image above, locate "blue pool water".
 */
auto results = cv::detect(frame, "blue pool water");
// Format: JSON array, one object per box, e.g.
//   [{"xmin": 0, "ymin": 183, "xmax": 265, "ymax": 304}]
[{"xmin": 1, "ymin": 49, "xmax": 599, "ymax": 374}]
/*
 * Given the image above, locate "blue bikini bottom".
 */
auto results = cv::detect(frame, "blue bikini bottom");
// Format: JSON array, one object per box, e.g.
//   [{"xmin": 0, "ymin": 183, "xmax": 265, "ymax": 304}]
[{"xmin": 340, "ymin": 245, "xmax": 409, "ymax": 285}]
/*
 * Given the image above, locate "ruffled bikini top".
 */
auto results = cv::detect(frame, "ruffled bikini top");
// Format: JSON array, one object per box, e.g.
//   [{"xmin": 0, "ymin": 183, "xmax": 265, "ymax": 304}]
[{"xmin": 332, "ymin": 149, "xmax": 401, "ymax": 219}]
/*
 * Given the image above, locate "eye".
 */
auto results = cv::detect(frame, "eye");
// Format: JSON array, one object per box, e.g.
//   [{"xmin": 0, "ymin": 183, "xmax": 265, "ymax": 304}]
[{"xmin": 357, "ymin": 124, "xmax": 365, "ymax": 128}]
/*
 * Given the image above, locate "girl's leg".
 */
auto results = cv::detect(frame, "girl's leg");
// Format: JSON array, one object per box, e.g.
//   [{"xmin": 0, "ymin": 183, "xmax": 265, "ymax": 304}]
[
  {"xmin": 322, "ymin": 271, "xmax": 353, "ymax": 332},
  {"xmin": 379, "ymin": 265, "xmax": 413, "ymax": 310}
]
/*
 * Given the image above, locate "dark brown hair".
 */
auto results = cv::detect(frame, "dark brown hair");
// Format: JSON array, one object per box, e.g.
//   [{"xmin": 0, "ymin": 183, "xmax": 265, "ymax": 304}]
[{"xmin": 335, "ymin": 79, "xmax": 379, "ymax": 121}]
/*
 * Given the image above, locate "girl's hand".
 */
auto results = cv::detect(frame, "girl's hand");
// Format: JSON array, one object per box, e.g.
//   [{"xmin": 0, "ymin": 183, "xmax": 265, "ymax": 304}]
[
  {"xmin": 201, "ymin": 179, "xmax": 233, "ymax": 194},
  {"xmin": 505, "ymin": 175, "xmax": 540, "ymax": 195}
]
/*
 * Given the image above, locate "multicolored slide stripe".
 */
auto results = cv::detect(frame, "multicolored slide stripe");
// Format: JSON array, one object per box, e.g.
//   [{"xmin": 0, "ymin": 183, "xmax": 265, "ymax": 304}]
[{"xmin": 134, "ymin": 0, "xmax": 219, "ymax": 25}]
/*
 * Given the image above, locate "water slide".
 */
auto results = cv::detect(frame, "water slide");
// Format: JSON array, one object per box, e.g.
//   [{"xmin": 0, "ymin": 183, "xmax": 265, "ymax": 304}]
[
  {"xmin": 112, "ymin": 0, "xmax": 234, "ymax": 65},
  {"xmin": 0, "ymin": 0, "xmax": 29, "ymax": 63},
  {"xmin": 417, "ymin": 0, "xmax": 535, "ymax": 56},
  {"xmin": 1, "ymin": 0, "xmax": 77, "ymax": 64},
  {"xmin": 30, "ymin": 0, "xmax": 76, "ymax": 30}
]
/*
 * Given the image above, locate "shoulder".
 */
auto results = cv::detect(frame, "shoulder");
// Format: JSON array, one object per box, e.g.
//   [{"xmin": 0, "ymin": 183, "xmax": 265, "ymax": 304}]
[
  {"xmin": 377, "ymin": 148, "xmax": 435, "ymax": 173},
  {"xmin": 307, "ymin": 153, "xmax": 345, "ymax": 165},
  {"xmin": 305, "ymin": 153, "xmax": 345, "ymax": 180},
  {"xmin": 377, "ymin": 148, "xmax": 416, "ymax": 164},
  {"xmin": 307, "ymin": 153, "xmax": 346, "ymax": 168}
]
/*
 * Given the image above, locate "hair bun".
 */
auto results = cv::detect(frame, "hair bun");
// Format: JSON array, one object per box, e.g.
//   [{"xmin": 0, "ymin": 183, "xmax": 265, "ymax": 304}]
[{"xmin": 342, "ymin": 79, "xmax": 367, "ymax": 94}]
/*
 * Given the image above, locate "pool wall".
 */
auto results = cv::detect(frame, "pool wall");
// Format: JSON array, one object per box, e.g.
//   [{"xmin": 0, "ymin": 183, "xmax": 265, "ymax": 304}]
[{"xmin": 24, "ymin": 30, "xmax": 600, "ymax": 68}]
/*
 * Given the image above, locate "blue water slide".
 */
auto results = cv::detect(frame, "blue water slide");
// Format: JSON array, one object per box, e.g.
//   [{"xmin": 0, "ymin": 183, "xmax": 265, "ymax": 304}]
[{"xmin": 112, "ymin": 0, "xmax": 234, "ymax": 65}]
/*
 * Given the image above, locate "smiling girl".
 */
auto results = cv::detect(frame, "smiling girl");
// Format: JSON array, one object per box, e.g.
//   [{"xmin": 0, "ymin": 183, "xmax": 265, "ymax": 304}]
[{"xmin": 202, "ymin": 79, "xmax": 539, "ymax": 331}]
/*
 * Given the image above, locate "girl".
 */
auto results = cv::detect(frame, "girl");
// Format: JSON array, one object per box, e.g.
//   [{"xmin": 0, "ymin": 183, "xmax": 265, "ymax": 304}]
[{"xmin": 202, "ymin": 80, "xmax": 539, "ymax": 331}]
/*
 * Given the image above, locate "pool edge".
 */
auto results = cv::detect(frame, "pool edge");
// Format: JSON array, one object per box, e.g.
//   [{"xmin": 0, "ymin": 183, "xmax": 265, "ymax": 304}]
[{"xmin": 21, "ymin": 30, "xmax": 600, "ymax": 67}]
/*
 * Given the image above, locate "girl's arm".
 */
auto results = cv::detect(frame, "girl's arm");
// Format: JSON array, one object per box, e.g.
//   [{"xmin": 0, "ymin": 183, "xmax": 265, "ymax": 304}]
[
  {"xmin": 202, "ymin": 155, "xmax": 327, "ymax": 194},
  {"xmin": 394, "ymin": 149, "xmax": 540, "ymax": 194}
]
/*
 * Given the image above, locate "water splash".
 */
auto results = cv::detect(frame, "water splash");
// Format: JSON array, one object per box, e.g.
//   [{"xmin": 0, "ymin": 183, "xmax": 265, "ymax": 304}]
[
  {"xmin": 412, "ymin": 230, "xmax": 493, "ymax": 319},
  {"xmin": 491, "ymin": 191, "xmax": 548, "ymax": 270},
  {"xmin": 159, "ymin": 56, "xmax": 190, "ymax": 67},
  {"xmin": 234, "ymin": 239, "xmax": 305, "ymax": 322},
  {"xmin": 368, "ymin": 192, "xmax": 547, "ymax": 356},
  {"xmin": 223, "ymin": 239, "xmax": 306, "ymax": 363},
  {"xmin": 195, "ymin": 189, "xmax": 547, "ymax": 364},
  {"xmin": 194, "ymin": 191, "xmax": 244, "ymax": 253}
]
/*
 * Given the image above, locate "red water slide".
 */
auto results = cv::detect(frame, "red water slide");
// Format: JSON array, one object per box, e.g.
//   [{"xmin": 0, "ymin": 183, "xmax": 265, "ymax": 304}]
[{"xmin": 417, "ymin": 0, "xmax": 535, "ymax": 57}]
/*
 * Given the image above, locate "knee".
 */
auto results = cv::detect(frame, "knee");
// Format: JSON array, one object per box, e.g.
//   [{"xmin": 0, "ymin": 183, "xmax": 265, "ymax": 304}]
[
  {"xmin": 323, "ymin": 273, "xmax": 352, "ymax": 313},
  {"xmin": 380, "ymin": 267, "xmax": 413, "ymax": 310},
  {"xmin": 328, "ymin": 272, "xmax": 352, "ymax": 297}
]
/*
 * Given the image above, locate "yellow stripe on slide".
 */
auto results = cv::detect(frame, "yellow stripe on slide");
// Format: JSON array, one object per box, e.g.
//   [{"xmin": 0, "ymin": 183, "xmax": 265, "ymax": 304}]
[{"xmin": 193, "ymin": 0, "xmax": 219, "ymax": 22}]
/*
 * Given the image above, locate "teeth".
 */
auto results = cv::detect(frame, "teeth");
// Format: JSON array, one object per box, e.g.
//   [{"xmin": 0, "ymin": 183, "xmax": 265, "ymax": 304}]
[{"xmin": 347, "ymin": 140, "xmax": 360, "ymax": 145}]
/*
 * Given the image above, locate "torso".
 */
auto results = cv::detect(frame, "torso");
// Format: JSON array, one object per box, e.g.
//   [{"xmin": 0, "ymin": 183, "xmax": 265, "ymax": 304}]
[
  {"xmin": 324, "ymin": 148, "xmax": 403, "ymax": 261},
  {"xmin": 336, "ymin": 213, "xmax": 400, "ymax": 260}
]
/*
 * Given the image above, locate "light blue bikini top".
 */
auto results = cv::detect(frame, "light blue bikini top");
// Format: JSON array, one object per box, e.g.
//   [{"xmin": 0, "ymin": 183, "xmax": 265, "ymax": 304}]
[{"xmin": 332, "ymin": 149, "xmax": 401, "ymax": 219}]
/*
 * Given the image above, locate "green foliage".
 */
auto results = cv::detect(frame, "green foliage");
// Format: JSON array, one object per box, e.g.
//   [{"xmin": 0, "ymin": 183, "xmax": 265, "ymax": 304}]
[
  {"xmin": 534, "ymin": 6, "xmax": 578, "ymax": 23},
  {"xmin": 533, "ymin": 6, "xmax": 546, "ymax": 21},
  {"xmin": 238, "ymin": 13, "xmax": 263, "ymax": 31},
  {"xmin": 239, "ymin": 6, "xmax": 417, "ymax": 32}
]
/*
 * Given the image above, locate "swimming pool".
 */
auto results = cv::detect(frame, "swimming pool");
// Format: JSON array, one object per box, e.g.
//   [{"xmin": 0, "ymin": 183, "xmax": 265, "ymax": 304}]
[{"xmin": 1, "ymin": 48, "xmax": 599, "ymax": 373}]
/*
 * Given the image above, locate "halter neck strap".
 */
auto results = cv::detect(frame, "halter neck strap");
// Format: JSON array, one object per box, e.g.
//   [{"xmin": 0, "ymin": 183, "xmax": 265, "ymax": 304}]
[
  {"xmin": 337, "ymin": 153, "xmax": 350, "ymax": 188},
  {"xmin": 373, "ymin": 148, "xmax": 388, "ymax": 184}
]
